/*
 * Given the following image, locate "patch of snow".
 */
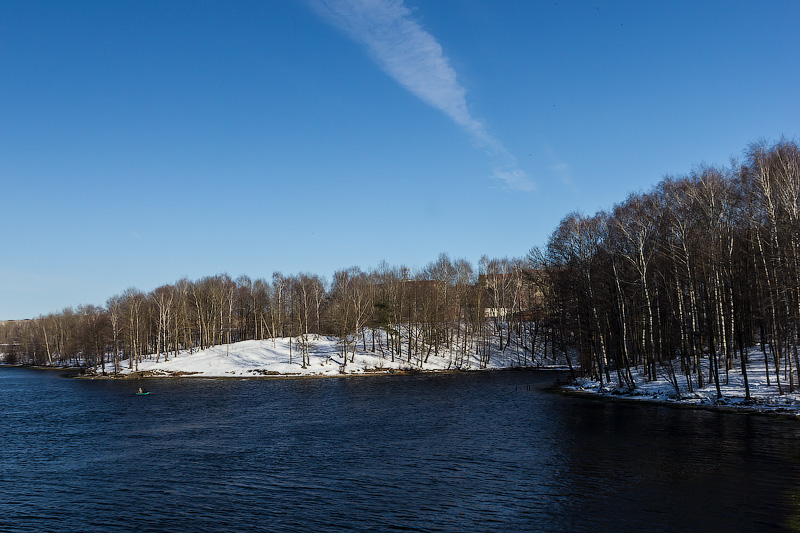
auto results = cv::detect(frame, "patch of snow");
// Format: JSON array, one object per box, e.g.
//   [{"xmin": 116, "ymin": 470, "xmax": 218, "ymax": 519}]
[{"xmin": 565, "ymin": 349, "xmax": 800, "ymax": 417}]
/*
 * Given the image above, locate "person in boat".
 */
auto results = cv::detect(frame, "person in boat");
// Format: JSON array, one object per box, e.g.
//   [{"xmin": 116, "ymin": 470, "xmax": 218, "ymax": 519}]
[{"xmin": 138, "ymin": 387, "xmax": 145, "ymax": 394}]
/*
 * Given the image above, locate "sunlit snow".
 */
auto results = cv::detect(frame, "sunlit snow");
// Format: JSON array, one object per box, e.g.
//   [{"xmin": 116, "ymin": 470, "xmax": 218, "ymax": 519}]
[
  {"xmin": 98, "ymin": 335, "xmax": 550, "ymax": 378},
  {"xmin": 567, "ymin": 349, "xmax": 800, "ymax": 417}
]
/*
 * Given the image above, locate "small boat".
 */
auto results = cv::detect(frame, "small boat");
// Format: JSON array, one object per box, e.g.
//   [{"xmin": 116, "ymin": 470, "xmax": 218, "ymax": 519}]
[{"xmin": 136, "ymin": 391, "xmax": 151, "ymax": 396}]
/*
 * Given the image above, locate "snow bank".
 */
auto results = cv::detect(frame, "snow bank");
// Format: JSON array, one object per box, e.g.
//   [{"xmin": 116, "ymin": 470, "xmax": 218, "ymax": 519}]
[{"xmin": 565, "ymin": 349, "xmax": 800, "ymax": 417}]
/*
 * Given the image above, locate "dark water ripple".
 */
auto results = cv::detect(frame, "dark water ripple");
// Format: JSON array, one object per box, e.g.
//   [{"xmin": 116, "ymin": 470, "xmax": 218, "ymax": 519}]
[{"xmin": 2, "ymin": 367, "xmax": 800, "ymax": 532}]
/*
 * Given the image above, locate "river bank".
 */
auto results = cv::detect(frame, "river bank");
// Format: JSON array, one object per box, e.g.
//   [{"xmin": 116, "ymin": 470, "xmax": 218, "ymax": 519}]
[
  {"xmin": 76, "ymin": 366, "xmax": 523, "ymax": 380},
  {"xmin": 561, "ymin": 349, "xmax": 800, "ymax": 419}
]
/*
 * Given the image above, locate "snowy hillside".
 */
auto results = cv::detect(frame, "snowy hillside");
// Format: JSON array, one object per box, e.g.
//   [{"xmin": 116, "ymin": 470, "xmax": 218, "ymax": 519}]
[{"xmin": 97, "ymin": 335, "xmax": 555, "ymax": 378}]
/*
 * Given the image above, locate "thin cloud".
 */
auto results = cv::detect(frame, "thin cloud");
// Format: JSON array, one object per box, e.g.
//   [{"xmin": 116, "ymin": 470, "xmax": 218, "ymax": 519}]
[
  {"xmin": 493, "ymin": 168, "xmax": 536, "ymax": 192},
  {"xmin": 309, "ymin": 0, "xmax": 534, "ymax": 191}
]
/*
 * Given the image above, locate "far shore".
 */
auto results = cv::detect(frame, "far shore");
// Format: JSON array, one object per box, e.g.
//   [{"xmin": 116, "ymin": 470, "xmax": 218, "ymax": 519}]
[
  {"xmin": 71, "ymin": 365, "xmax": 567, "ymax": 381},
  {"xmin": 1, "ymin": 337, "xmax": 570, "ymax": 382},
  {"xmin": 1, "ymin": 361, "xmax": 568, "ymax": 381}
]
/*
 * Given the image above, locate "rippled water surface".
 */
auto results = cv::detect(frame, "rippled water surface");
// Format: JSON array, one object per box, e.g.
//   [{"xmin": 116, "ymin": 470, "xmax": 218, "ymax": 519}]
[{"xmin": 3, "ymin": 367, "xmax": 800, "ymax": 531}]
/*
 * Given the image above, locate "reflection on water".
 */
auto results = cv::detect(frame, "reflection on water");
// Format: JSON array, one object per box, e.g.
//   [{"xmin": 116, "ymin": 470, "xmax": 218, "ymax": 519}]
[{"xmin": 2, "ymin": 367, "xmax": 800, "ymax": 532}]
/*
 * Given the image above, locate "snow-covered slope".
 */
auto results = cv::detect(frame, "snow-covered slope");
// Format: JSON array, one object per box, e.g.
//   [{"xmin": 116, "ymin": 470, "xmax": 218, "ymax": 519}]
[{"xmin": 98, "ymin": 336, "xmax": 541, "ymax": 378}]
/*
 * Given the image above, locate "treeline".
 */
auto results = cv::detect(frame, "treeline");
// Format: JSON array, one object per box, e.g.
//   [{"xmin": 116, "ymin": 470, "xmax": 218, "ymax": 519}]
[
  {"xmin": 0, "ymin": 256, "xmax": 552, "ymax": 372},
  {"xmin": 2, "ymin": 139, "xmax": 798, "ymax": 390},
  {"xmin": 530, "ymin": 139, "xmax": 800, "ymax": 397}
]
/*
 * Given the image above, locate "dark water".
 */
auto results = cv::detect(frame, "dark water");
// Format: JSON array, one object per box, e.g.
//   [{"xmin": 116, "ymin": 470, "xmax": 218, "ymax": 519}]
[{"xmin": 2, "ymin": 368, "xmax": 800, "ymax": 532}]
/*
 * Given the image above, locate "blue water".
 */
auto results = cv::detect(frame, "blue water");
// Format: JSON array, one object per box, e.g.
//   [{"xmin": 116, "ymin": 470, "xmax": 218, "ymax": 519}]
[{"xmin": 2, "ymin": 367, "xmax": 800, "ymax": 532}]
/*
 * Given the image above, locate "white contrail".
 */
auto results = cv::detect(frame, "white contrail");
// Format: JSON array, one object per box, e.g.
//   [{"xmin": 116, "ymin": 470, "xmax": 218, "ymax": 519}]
[{"xmin": 309, "ymin": 0, "xmax": 534, "ymax": 191}]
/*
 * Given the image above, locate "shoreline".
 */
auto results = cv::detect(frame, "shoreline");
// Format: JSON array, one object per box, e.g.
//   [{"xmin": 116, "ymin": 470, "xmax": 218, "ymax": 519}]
[
  {"xmin": 4, "ymin": 364, "xmax": 568, "ymax": 381},
  {"xmin": 557, "ymin": 385, "xmax": 800, "ymax": 420}
]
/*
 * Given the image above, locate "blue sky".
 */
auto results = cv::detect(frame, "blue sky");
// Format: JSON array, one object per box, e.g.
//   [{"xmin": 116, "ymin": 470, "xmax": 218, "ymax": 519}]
[{"xmin": 2, "ymin": 0, "xmax": 798, "ymax": 319}]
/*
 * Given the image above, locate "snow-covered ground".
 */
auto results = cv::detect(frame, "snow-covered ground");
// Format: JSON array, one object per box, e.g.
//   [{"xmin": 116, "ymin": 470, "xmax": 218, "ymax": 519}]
[
  {"xmin": 566, "ymin": 349, "xmax": 800, "ymax": 417},
  {"xmin": 96, "ymin": 335, "xmax": 555, "ymax": 378}
]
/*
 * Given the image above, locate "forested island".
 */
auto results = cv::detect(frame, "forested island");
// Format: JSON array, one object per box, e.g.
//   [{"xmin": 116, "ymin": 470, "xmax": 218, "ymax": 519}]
[{"xmin": 2, "ymin": 139, "xmax": 800, "ymax": 413}]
